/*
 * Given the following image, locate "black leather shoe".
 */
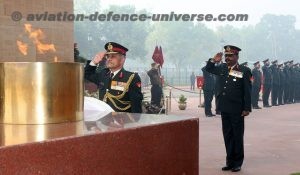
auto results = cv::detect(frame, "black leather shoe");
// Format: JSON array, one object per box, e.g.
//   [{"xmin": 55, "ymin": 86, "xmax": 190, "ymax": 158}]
[
  {"xmin": 231, "ymin": 166, "xmax": 241, "ymax": 172},
  {"xmin": 221, "ymin": 166, "xmax": 232, "ymax": 171}
]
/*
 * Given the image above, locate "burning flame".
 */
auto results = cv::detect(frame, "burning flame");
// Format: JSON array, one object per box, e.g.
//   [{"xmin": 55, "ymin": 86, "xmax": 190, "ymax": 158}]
[
  {"xmin": 24, "ymin": 24, "xmax": 56, "ymax": 54},
  {"xmin": 17, "ymin": 41, "xmax": 28, "ymax": 56},
  {"xmin": 17, "ymin": 24, "xmax": 58, "ymax": 61}
]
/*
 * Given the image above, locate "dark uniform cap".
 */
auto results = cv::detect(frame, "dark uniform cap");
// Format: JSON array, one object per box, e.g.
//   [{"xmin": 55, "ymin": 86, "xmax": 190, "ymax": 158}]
[
  {"xmin": 240, "ymin": 62, "xmax": 248, "ymax": 66},
  {"xmin": 263, "ymin": 59, "xmax": 269, "ymax": 63},
  {"xmin": 278, "ymin": 63, "xmax": 283, "ymax": 67},
  {"xmin": 271, "ymin": 60, "xmax": 278, "ymax": 64},
  {"xmin": 289, "ymin": 60, "xmax": 294, "ymax": 64},
  {"xmin": 224, "ymin": 45, "xmax": 241, "ymax": 55},
  {"xmin": 104, "ymin": 42, "xmax": 128, "ymax": 56},
  {"xmin": 253, "ymin": 61, "xmax": 260, "ymax": 65},
  {"xmin": 284, "ymin": 61, "xmax": 290, "ymax": 65}
]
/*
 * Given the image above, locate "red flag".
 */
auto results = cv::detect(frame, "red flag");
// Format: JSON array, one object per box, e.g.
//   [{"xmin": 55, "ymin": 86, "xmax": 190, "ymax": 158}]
[
  {"xmin": 152, "ymin": 45, "xmax": 160, "ymax": 64},
  {"xmin": 158, "ymin": 46, "xmax": 164, "ymax": 67}
]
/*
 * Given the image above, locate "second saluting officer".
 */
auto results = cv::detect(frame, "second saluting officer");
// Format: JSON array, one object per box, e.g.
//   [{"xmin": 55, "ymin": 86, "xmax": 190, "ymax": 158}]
[
  {"xmin": 205, "ymin": 45, "xmax": 252, "ymax": 172},
  {"xmin": 85, "ymin": 42, "xmax": 143, "ymax": 113}
]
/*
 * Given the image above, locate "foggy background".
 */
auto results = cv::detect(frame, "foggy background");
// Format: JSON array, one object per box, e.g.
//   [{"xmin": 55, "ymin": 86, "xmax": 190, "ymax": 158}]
[{"xmin": 74, "ymin": 0, "xmax": 300, "ymax": 85}]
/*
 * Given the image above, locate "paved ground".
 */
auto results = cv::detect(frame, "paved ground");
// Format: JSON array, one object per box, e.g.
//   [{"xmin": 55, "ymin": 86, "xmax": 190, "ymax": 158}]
[{"xmin": 157, "ymin": 86, "xmax": 300, "ymax": 175}]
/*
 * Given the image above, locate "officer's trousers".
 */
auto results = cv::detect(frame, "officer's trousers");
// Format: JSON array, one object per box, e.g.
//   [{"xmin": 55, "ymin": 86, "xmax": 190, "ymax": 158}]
[{"xmin": 221, "ymin": 112, "xmax": 244, "ymax": 168}]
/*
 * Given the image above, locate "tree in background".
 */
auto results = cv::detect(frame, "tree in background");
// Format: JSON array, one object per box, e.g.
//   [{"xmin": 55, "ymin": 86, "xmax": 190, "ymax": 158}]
[{"xmin": 74, "ymin": 1, "xmax": 300, "ymax": 68}]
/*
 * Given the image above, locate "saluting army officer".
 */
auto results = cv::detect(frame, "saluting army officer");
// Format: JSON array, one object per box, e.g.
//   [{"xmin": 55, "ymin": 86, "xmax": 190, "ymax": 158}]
[
  {"xmin": 205, "ymin": 45, "xmax": 252, "ymax": 172},
  {"xmin": 85, "ymin": 42, "xmax": 143, "ymax": 113}
]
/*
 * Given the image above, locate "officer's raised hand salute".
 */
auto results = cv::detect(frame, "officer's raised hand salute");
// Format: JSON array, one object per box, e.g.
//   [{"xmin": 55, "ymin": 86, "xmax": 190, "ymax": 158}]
[
  {"xmin": 212, "ymin": 52, "xmax": 223, "ymax": 63},
  {"xmin": 91, "ymin": 51, "xmax": 106, "ymax": 65}
]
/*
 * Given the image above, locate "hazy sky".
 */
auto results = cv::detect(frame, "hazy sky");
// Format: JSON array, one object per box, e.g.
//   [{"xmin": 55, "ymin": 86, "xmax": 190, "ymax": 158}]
[{"xmin": 101, "ymin": 0, "xmax": 300, "ymax": 29}]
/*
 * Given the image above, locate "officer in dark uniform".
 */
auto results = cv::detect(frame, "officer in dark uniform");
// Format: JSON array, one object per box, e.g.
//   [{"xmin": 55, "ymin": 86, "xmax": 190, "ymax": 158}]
[
  {"xmin": 290, "ymin": 61, "xmax": 297, "ymax": 103},
  {"xmin": 147, "ymin": 63, "xmax": 163, "ymax": 107},
  {"xmin": 251, "ymin": 61, "xmax": 262, "ymax": 109},
  {"xmin": 278, "ymin": 63, "xmax": 285, "ymax": 105},
  {"xmin": 283, "ymin": 61, "xmax": 291, "ymax": 104},
  {"xmin": 202, "ymin": 64, "xmax": 216, "ymax": 117},
  {"xmin": 270, "ymin": 60, "xmax": 280, "ymax": 106},
  {"xmin": 262, "ymin": 59, "xmax": 272, "ymax": 107},
  {"xmin": 84, "ymin": 42, "xmax": 143, "ymax": 113},
  {"xmin": 205, "ymin": 45, "xmax": 252, "ymax": 172}
]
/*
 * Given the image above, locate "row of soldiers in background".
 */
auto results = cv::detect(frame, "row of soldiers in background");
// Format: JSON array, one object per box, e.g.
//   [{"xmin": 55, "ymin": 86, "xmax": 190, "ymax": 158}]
[
  {"xmin": 201, "ymin": 59, "xmax": 300, "ymax": 117},
  {"xmin": 250, "ymin": 59, "xmax": 300, "ymax": 109}
]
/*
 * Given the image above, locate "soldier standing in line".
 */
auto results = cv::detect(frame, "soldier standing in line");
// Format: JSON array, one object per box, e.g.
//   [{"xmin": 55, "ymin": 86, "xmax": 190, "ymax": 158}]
[
  {"xmin": 202, "ymin": 64, "xmax": 216, "ymax": 117},
  {"xmin": 292, "ymin": 61, "xmax": 299, "ymax": 103},
  {"xmin": 278, "ymin": 63, "xmax": 285, "ymax": 105},
  {"xmin": 283, "ymin": 61, "xmax": 291, "ymax": 104},
  {"xmin": 270, "ymin": 60, "xmax": 280, "ymax": 106},
  {"xmin": 262, "ymin": 59, "xmax": 272, "ymax": 107},
  {"xmin": 251, "ymin": 61, "xmax": 262, "ymax": 109},
  {"xmin": 289, "ymin": 60, "xmax": 295, "ymax": 103},
  {"xmin": 205, "ymin": 45, "xmax": 252, "ymax": 172}
]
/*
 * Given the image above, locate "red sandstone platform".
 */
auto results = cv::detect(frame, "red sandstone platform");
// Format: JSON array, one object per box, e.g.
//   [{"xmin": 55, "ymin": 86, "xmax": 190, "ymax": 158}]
[{"xmin": 0, "ymin": 113, "xmax": 199, "ymax": 174}]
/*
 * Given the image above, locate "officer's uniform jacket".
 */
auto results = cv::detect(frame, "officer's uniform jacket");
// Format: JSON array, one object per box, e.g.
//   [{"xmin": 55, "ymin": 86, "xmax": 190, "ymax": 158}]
[
  {"xmin": 205, "ymin": 59, "xmax": 252, "ymax": 114},
  {"xmin": 85, "ymin": 62, "xmax": 143, "ymax": 113}
]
